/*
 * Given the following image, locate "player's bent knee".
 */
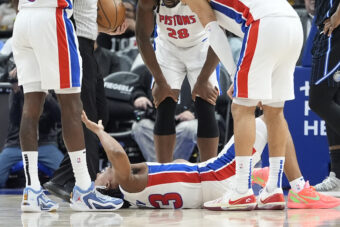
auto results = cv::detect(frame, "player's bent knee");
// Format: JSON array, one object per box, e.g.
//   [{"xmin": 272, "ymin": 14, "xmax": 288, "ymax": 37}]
[
  {"xmin": 195, "ymin": 97, "xmax": 219, "ymax": 138},
  {"xmin": 154, "ymin": 97, "xmax": 177, "ymax": 135}
]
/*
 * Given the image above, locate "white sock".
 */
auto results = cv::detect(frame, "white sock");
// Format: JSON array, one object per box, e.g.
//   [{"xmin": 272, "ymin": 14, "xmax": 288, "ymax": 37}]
[
  {"xmin": 266, "ymin": 157, "xmax": 285, "ymax": 192},
  {"xmin": 22, "ymin": 152, "xmax": 41, "ymax": 190},
  {"xmin": 290, "ymin": 177, "xmax": 306, "ymax": 193},
  {"xmin": 235, "ymin": 156, "xmax": 252, "ymax": 194},
  {"xmin": 69, "ymin": 149, "xmax": 91, "ymax": 190}
]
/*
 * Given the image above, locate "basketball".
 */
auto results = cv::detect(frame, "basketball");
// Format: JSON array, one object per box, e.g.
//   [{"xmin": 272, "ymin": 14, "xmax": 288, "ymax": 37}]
[{"xmin": 97, "ymin": 0, "xmax": 126, "ymax": 31}]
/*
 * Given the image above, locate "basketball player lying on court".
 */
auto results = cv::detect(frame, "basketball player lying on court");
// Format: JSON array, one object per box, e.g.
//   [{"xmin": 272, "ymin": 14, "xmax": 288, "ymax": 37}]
[{"xmin": 80, "ymin": 111, "xmax": 340, "ymax": 210}]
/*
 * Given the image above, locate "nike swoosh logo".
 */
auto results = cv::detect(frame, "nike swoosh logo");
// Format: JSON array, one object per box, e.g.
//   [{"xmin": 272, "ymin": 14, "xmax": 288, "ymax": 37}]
[
  {"xmin": 229, "ymin": 196, "xmax": 254, "ymax": 205},
  {"xmin": 300, "ymin": 194, "xmax": 320, "ymax": 201}
]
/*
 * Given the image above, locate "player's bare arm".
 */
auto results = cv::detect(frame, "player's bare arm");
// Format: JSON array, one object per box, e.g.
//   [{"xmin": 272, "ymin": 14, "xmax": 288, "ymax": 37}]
[
  {"xmin": 81, "ymin": 111, "xmax": 148, "ymax": 193},
  {"xmin": 182, "ymin": 0, "xmax": 237, "ymax": 79},
  {"xmin": 191, "ymin": 46, "xmax": 219, "ymax": 105},
  {"xmin": 136, "ymin": 0, "xmax": 178, "ymax": 107},
  {"xmin": 324, "ymin": 3, "xmax": 340, "ymax": 36}
]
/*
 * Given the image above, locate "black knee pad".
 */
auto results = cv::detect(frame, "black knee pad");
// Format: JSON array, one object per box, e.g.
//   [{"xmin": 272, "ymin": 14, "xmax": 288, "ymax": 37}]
[
  {"xmin": 154, "ymin": 97, "xmax": 177, "ymax": 135},
  {"xmin": 195, "ymin": 97, "xmax": 219, "ymax": 138}
]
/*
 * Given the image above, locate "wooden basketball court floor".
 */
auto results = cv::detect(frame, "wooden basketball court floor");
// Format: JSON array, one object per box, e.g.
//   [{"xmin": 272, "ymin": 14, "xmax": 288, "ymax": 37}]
[{"xmin": 2, "ymin": 194, "xmax": 340, "ymax": 227}]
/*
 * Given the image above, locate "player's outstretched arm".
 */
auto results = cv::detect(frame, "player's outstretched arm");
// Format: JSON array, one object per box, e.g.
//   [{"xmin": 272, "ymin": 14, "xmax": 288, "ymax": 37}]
[
  {"xmin": 81, "ymin": 111, "xmax": 132, "ymax": 186},
  {"xmin": 136, "ymin": 0, "xmax": 178, "ymax": 107},
  {"xmin": 183, "ymin": 0, "xmax": 237, "ymax": 78},
  {"xmin": 136, "ymin": 0, "xmax": 164, "ymax": 85}
]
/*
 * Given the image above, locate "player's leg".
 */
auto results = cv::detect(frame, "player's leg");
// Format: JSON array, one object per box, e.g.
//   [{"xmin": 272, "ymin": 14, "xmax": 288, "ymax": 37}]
[
  {"xmin": 154, "ymin": 41, "xmax": 184, "ymax": 163},
  {"xmin": 202, "ymin": 117, "xmax": 268, "ymax": 209},
  {"xmin": 255, "ymin": 16, "xmax": 303, "ymax": 210},
  {"xmin": 314, "ymin": 121, "xmax": 340, "ymax": 196},
  {"xmin": 31, "ymin": 8, "xmax": 122, "ymax": 211},
  {"xmin": 186, "ymin": 43, "xmax": 220, "ymax": 161},
  {"xmin": 154, "ymin": 94, "xmax": 179, "ymax": 163},
  {"xmin": 12, "ymin": 8, "xmax": 59, "ymax": 212},
  {"xmin": 283, "ymin": 129, "xmax": 340, "ymax": 209}
]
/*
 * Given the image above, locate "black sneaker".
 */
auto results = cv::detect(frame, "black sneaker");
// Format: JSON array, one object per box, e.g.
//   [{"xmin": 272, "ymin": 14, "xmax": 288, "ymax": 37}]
[{"xmin": 43, "ymin": 180, "xmax": 74, "ymax": 203}]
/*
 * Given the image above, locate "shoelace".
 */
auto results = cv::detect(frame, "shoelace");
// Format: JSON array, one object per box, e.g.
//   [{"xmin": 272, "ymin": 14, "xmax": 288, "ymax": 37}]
[{"xmin": 316, "ymin": 177, "xmax": 340, "ymax": 191}]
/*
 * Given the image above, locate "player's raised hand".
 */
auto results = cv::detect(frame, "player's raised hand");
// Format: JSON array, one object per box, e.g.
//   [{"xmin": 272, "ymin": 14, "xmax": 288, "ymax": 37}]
[
  {"xmin": 152, "ymin": 82, "xmax": 178, "ymax": 108},
  {"xmin": 192, "ymin": 80, "xmax": 218, "ymax": 105},
  {"xmin": 81, "ymin": 111, "xmax": 104, "ymax": 134}
]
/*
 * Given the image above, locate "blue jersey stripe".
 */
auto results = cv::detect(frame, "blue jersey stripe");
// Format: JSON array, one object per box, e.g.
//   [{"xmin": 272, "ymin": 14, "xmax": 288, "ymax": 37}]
[
  {"xmin": 233, "ymin": 25, "xmax": 250, "ymax": 97},
  {"xmin": 210, "ymin": 0, "xmax": 247, "ymax": 33},
  {"xmin": 63, "ymin": 11, "xmax": 81, "ymax": 87},
  {"xmin": 148, "ymin": 163, "xmax": 198, "ymax": 174},
  {"xmin": 198, "ymin": 144, "xmax": 235, "ymax": 173},
  {"xmin": 65, "ymin": 0, "xmax": 72, "ymax": 9},
  {"xmin": 216, "ymin": 63, "xmax": 221, "ymax": 95}
]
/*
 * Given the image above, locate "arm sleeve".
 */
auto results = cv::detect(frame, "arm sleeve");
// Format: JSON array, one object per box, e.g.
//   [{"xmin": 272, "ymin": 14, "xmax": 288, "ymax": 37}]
[{"xmin": 205, "ymin": 21, "xmax": 237, "ymax": 82}]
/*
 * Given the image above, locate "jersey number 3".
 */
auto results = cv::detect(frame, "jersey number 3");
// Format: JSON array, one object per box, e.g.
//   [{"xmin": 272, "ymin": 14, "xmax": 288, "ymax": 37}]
[
  {"xmin": 149, "ymin": 193, "xmax": 183, "ymax": 209},
  {"xmin": 167, "ymin": 28, "xmax": 189, "ymax": 39}
]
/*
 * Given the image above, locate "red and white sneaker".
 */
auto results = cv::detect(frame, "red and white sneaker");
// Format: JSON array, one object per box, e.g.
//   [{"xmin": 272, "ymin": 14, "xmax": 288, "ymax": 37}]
[
  {"xmin": 204, "ymin": 189, "xmax": 257, "ymax": 211},
  {"xmin": 257, "ymin": 187, "xmax": 285, "ymax": 210}
]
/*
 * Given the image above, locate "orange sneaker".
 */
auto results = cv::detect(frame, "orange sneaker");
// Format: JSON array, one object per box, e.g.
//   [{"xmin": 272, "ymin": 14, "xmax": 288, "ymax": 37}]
[
  {"xmin": 251, "ymin": 167, "xmax": 269, "ymax": 188},
  {"xmin": 288, "ymin": 181, "xmax": 340, "ymax": 209}
]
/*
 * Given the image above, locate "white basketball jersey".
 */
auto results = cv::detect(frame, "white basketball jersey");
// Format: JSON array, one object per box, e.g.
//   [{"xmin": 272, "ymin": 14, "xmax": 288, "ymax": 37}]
[
  {"xmin": 19, "ymin": 0, "xmax": 72, "ymax": 10},
  {"xmin": 120, "ymin": 118, "xmax": 268, "ymax": 209},
  {"xmin": 155, "ymin": 2, "xmax": 207, "ymax": 48},
  {"xmin": 210, "ymin": 0, "xmax": 298, "ymax": 35}
]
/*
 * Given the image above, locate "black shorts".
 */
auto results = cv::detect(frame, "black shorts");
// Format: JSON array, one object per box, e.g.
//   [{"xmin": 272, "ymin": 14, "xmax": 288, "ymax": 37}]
[{"xmin": 311, "ymin": 27, "xmax": 340, "ymax": 87}]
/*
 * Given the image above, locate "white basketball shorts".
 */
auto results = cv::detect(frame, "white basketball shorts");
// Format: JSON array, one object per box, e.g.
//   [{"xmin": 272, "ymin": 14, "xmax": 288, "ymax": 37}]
[
  {"xmin": 154, "ymin": 37, "xmax": 220, "ymax": 92},
  {"xmin": 233, "ymin": 16, "xmax": 303, "ymax": 101},
  {"xmin": 12, "ymin": 7, "xmax": 82, "ymax": 94}
]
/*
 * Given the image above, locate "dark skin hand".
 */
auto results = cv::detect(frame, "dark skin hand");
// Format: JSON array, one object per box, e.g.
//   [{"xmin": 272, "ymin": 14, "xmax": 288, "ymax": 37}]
[
  {"xmin": 323, "ymin": 3, "xmax": 340, "ymax": 36},
  {"xmin": 81, "ymin": 111, "xmax": 148, "ymax": 193},
  {"xmin": 191, "ymin": 48, "xmax": 219, "ymax": 105},
  {"xmin": 136, "ymin": 0, "xmax": 178, "ymax": 108}
]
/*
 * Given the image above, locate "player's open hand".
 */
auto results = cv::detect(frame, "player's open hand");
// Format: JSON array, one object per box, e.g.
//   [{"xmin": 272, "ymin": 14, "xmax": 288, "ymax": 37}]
[
  {"xmin": 152, "ymin": 82, "xmax": 178, "ymax": 108},
  {"xmin": 323, "ymin": 13, "xmax": 340, "ymax": 36},
  {"xmin": 81, "ymin": 111, "xmax": 104, "ymax": 134},
  {"xmin": 98, "ymin": 20, "xmax": 128, "ymax": 35},
  {"xmin": 227, "ymin": 84, "xmax": 234, "ymax": 99},
  {"xmin": 192, "ymin": 80, "xmax": 218, "ymax": 105}
]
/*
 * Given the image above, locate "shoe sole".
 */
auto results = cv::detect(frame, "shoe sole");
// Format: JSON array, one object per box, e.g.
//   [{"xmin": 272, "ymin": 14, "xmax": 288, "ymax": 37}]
[
  {"xmin": 44, "ymin": 183, "xmax": 71, "ymax": 203},
  {"xmin": 287, "ymin": 201, "xmax": 340, "ymax": 209},
  {"xmin": 256, "ymin": 202, "xmax": 286, "ymax": 210},
  {"xmin": 21, "ymin": 204, "xmax": 58, "ymax": 212},
  {"xmin": 204, "ymin": 203, "xmax": 257, "ymax": 211},
  {"xmin": 70, "ymin": 201, "xmax": 124, "ymax": 212}
]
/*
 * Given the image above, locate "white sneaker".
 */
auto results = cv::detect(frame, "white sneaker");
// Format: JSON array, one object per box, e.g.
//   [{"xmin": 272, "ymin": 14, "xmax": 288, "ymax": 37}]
[
  {"xmin": 257, "ymin": 187, "xmax": 285, "ymax": 210},
  {"xmin": 314, "ymin": 172, "xmax": 340, "ymax": 197},
  {"xmin": 70, "ymin": 182, "xmax": 123, "ymax": 211},
  {"xmin": 204, "ymin": 189, "xmax": 257, "ymax": 211},
  {"xmin": 21, "ymin": 187, "xmax": 59, "ymax": 212}
]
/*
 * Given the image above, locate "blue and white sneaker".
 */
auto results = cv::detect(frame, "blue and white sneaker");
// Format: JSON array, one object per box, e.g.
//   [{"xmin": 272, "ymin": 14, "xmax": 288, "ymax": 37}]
[
  {"xmin": 70, "ymin": 182, "xmax": 123, "ymax": 211},
  {"xmin": 21, "ymin": 187, "xmax": 59, "ymax": 212}
]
